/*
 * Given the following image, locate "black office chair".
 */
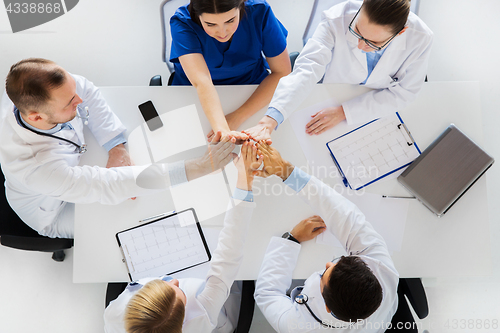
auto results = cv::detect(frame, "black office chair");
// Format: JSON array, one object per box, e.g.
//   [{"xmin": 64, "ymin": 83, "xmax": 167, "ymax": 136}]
[
  {"xmin": 151, "ymin": 51, "xmax": 302, "ymax": 87},
  {"xmin": 289, "ymin": 51, "xmax": 300, "ymax": 71},
  {"xmin": 106, "ymin": 280, "xmax": 255, "ymax": 333},
  {"xmin": 0, "ymin": 167, "xmax": 74, "ymax": 262},
  {"xmin": 386, "ymin": 278, "xmax": 429, "ymax": 332}
]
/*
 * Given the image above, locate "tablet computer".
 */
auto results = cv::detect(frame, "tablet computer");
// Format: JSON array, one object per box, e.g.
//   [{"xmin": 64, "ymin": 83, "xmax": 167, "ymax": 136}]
[
  {"xmin": 398, "ymin": 124, "xmax": 494, "ymax": 217},
  {"xmin": 116, "ymin": 208, "xmax": 211, "ymax": 281}
]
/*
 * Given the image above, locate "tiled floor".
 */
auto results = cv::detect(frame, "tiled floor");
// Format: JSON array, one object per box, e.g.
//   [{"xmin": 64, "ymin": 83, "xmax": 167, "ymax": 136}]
[{"xmin": 1, "ymin": 1, "xmax": 499, "ymax": 332}]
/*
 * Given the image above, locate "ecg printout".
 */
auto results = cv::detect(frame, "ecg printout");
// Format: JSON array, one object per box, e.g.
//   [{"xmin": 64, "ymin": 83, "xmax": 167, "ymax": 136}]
[
  {"xmin": 327, "ymin": 113, "xmax": 420, "ymax": 190},
  {"xmin": 117, "ymin": 210, "xmax": 210, "ymax": 281}
]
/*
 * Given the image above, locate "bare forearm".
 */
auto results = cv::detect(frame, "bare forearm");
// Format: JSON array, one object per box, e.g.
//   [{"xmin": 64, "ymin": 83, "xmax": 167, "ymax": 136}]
[
  {"xmin": 232, "ymin": 72, "xmax": 285, "ymax": 125},
  {"xmin": 236, "ymin": 173, "xmax": 253, "ymax": 191},
  {"xmin": 196, "ymin": 81, "xmax": 230, "ymax": 133}
]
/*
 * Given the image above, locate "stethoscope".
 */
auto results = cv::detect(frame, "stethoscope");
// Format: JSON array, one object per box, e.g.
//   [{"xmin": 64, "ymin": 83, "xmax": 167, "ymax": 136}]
[
  {"xmin": 17, "ymin": 105, "xmax": 89, "ymax": 154},
  {"xmin": 294, "ymin": 289, "xmax": 341, "ymax": 329}
]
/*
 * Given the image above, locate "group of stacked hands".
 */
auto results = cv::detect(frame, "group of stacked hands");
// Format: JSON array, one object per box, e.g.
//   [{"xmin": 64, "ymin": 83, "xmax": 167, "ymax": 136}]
[{"xmin": 0, "ymin": 0, "xmax": 434, "ymax": 332}]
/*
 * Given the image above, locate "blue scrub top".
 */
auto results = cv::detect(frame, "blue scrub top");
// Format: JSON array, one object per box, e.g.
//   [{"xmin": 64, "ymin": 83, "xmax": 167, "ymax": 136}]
[{"xmin": 169, "ymin": 0, "xmax": 288, "ymax": 86}]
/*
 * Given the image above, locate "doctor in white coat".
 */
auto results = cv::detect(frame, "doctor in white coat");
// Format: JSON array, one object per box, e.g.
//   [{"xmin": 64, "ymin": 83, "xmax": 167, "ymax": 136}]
[
  {"xmin": 104, "ymin": 142, "xmax": 260, "ymax": 333},
  {"xmin": 0, "ymin": 58, "xmax": 235, "ymax": 238},
  {"xmin": 244, "ymin": 0, "xmax": 433, "ymax": 140},
  {"xmin": 253, "ymin": 141, "xmax": 399, "ymax": 332}
]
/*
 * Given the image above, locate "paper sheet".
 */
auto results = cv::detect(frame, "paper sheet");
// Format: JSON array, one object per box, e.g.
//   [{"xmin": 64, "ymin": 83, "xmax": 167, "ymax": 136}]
[
  {"xmin": 315, "ymin": 191, "xmax": 409, "ymax": 253},
  {"xmin": 170, "ymin": 170, "xmax": 233, "ymax": 224},
  {"xmin": 144, "ymin": 104, "xmax": 206, "ymax": 162},
  {"xmin": 128, "ymin": 104, "xmax": 207, "ymax": 164}
]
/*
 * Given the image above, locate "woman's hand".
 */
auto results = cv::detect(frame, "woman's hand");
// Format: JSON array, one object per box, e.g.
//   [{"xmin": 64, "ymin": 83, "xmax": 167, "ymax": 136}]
[
  {"xmin": 305, "ymin": 106, "xmax": 346, "ymax": 135},
  {"xmin": 207, "ymin": 111, "xmax": 246, "ymax": 142},
  {"xmin": 234, "ymin": 141, "xmax": 262, "ymax": 191}
]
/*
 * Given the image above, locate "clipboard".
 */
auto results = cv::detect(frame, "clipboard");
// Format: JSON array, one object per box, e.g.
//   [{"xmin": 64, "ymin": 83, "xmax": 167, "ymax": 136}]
[
  {"xmin": 116, "ymin": 208, "xmax": 211, "ymax": 281},
  {"xmin": 326, "ymin": 113, "xmax": 421, "ymax": 190}
]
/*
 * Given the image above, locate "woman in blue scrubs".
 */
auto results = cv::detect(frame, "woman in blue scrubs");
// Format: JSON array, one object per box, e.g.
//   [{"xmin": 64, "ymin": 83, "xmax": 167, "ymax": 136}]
[{"xmin": 170, "ymin": 0, "xmax": 291, "ymax": 142}]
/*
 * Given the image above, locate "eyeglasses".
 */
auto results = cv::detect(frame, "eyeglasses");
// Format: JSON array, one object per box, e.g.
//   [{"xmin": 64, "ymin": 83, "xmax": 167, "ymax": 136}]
[{"xmin": 348, "ymin": 7, "xmax": 403, "ymax": 51}]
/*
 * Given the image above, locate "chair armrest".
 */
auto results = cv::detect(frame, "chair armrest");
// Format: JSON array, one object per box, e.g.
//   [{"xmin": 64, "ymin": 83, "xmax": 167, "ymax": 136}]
[
  {"xmin": 105, "ymin": 282, "xmax": 128, "ymax": 308},
  {"xmin": 149, "ymin": 75, "xmax": 163, "ymax": 86},
  {"xmin": 400, "ymin": 278, "xmax": 429, "ymax": 319},
  {"xmin": 234, "ymin": 280, "xmax": 256, "ymax": 333},
  {"xmin": 0, "ymin": 235, "xmax": 73, "ymax": 252}
]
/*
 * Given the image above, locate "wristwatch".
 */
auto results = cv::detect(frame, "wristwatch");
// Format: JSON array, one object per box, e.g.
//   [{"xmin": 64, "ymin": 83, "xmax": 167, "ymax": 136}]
[{"xmin": 282, "ymin": 231, "xmax": 300, "ymax": 244}]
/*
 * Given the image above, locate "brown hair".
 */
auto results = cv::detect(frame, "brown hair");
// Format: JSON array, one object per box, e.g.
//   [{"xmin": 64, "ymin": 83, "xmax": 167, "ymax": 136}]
[
  {"xmin": 124, "ymin": 279, "xmax": 185, "ymax": 333},
  {"xmin": 189, "ymin": 0, "xmax": 246, "ymax": 26},
  {"xmin": 5, "ymin": 58, "xmax": 66, "ymax": 115},
  {"xmin": 362, "ymin": 0, "xmax": 411, "ymax": 34}
]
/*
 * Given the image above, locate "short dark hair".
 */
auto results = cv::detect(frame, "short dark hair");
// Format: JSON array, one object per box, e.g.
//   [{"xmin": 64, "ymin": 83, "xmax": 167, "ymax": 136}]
[
  {"xmin": 5, "ymin": 58, "xmax": 66, "ymax": 115},
  {"xmin": 322, "ymin": 256, "xmax": 383, "ymax": 322},
  {"xmin": 189, "ymin": 0, "xmax": 246, "ymax": 26},
  {"xmin": 363, "ymin": 0, "xmax": 411, "ymax": 34}
]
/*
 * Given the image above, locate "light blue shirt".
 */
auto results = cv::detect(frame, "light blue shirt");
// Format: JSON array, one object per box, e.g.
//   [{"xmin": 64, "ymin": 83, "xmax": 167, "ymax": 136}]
[
  {"xmin": 14, "ymin": 107, "xmax": 126, "ymax": 152},
  {"xmin": 233, "ymin": 188, "xmax": 254, "ymax": 202},
  {"xmin": 264, "ymin": 107, "xmax": 285, "ymax": 129},
  {"xmin": 283, "ymin": 167, "xmax": 311, "ymax": 192},
  {"xmin": 361, "ymin": 48, "xmax": 387, "ymax": 85},
  {"xmin": 232, "ymin": 168, "xmax": 310, "ymax": 202}
]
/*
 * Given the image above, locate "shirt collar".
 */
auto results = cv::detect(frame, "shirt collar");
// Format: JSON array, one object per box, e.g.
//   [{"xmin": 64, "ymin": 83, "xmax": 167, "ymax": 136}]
[{"xmin": 14, "ymin": 106, "xmax": 73, "ymax": 134}]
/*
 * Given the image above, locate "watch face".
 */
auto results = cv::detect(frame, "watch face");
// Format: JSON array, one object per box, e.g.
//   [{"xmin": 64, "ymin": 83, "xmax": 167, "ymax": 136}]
[{"xmin": 282, "ymin": 232, "xmax": 291, "ymax": 239}]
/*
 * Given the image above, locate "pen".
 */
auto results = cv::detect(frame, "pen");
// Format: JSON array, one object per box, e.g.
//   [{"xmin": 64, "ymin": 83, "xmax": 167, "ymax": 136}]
[
  {"xmin": 382, "ymin": 195, "xmax": 416, "ymax": 199},
  {"xmin": 139, "ymin": 210, "xmax": 176, "ymax": 223}
]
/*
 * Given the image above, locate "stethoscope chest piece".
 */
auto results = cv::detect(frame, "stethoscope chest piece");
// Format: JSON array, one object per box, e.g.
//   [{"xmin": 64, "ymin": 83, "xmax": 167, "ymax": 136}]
[{"xmin": 295, "ymin": 293, "xmax": 308, "ymax": 304}]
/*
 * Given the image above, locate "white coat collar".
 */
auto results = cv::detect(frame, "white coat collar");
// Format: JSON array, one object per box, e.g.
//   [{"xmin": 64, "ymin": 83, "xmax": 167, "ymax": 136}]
[
  {"xmin": 179, "ymin": 278, "xmax": 207, "ymax": 324},
  {"xmin": 345, "ymin": 24, "xmax": 408, "ymax": 74}
]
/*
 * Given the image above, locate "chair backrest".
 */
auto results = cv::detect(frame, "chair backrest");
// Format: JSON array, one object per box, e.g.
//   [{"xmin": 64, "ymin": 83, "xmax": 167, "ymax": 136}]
[
  {"xmin": 302, "ymin": 0, "xmax": 421, "ymax": 46},
  {"xmin": 0, "ymin": 166, "xmax": 40, "ymax": 237},
  {"xmin": 161, "ymin": 0, "xmax": 191, "ymax": 74},
  {"xmin": 0, "ymin": 165, "xmax": 74, "ymax": 255}
]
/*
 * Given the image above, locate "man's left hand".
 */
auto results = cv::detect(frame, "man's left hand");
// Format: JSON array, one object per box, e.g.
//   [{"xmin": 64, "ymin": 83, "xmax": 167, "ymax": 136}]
[{"xmin": 290, "ymin": 215, "xmax": 326, "ymax": 243}]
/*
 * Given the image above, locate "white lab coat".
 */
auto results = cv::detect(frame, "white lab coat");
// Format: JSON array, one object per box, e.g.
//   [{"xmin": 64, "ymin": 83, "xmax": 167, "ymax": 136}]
[
  {"xmin": 0, "ymin": 75, "xmax": 172, "ymax": 238},
  {"xmin": 270, "ymin": 0, "xmax": 433, "ymax": 125},
  {"xmin": 103, "ymin": 199, "xmax": 256, "ymax": 333},
  {"xmin": 254, "ymin": 174, "xmax": 399, "ymax": 332}
]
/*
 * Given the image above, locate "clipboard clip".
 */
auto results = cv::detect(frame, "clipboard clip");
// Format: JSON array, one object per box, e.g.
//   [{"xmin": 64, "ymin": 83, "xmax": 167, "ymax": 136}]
[
  {"xmin": 397, "ymin": 123, "xmax": 416, "ymax": 146},
  {"xmin": 139, "ymin": 210, "xmax": 176, "ymax": 224}
]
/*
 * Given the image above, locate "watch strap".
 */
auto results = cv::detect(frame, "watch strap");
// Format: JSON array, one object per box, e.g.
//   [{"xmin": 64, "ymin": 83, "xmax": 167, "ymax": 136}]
[{"xmin": 282, "ymin": 231, "xmax": 300, "ymax": 244}]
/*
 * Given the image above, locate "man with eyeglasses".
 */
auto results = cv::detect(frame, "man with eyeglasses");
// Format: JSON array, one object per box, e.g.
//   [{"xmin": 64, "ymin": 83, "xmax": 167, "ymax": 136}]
[
  {"xmin": 244, "ymin": 0, "xmax": 433, "ymax": 141},
  {"xmin": 254, "ymin": 141, "xmax": 399, "ymax": 332}
]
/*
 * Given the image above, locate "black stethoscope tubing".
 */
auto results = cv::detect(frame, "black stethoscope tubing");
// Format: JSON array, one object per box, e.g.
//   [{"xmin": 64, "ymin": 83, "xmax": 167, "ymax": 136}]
[
  {"xmin": 295, "ymin": 293, "xmax": 340, "ymax": 329},
  {"xmin": 17, "ymin": 106, "xmax": 88, "ymax": 154}
]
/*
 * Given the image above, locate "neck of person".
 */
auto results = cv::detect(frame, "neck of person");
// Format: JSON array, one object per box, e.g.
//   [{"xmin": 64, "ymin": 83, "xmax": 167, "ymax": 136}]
[{"xmin": 20, "ymin": 112, "xmax": 57, "ymax": 131}]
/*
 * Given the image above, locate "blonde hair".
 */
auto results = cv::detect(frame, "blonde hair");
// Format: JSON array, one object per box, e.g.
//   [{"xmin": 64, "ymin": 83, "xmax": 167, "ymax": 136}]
[{"xmin": 124, "ymin": 279, "xmax": 185, "ymax": 333}]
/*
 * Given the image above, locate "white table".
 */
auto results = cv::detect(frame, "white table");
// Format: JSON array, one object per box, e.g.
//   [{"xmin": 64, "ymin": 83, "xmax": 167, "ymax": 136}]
[{"xmin": 73, "ymin": 82, "xmax": 492, "ymax": 283}]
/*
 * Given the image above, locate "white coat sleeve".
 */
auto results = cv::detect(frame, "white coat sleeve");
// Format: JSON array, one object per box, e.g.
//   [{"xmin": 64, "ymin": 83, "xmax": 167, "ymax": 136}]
[
  {"xmin": 293, "ymin": 169, "xmax": 394, "ymax": 263},
  {"xmin": 75, "ymin": 75, "xmax": 126, "ymax": 146},
  {"xmin": 343, "ymin": 32, "xmax": 434, "ymax": 124},
  {"xmin": 269, "ymin": 17, "xmax": 335, "ymax": 120},
  {"xmin": 22, "ymin": 160, "xmax": 184, "ymax": 205},
  {"xmin": 197, "ymin": 199, "xmax": 256, "ymax": 326},
  {"xmin": 254, "ymin": 237, "xmax": 302, "ymax": 333}
]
